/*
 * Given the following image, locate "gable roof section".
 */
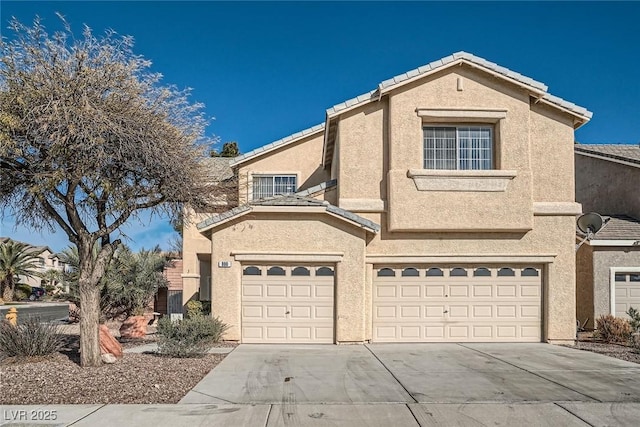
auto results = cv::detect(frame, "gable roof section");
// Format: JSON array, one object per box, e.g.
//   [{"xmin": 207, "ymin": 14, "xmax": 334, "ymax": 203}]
[
  {"xmin": 591, "ymin": 215, "xmax": 640, "ymax": 242},
  {"xmin": 295, "ymin": 179, "xmax": 337, "ymax": 197},
  {"xmin": 575, "ymin": 144, "xmax": 640, "ymax": 169},
  {"xmin": 197, "ymin": 194, "xmax": 380, "ymax": 233},
  {"xmin": 230, "ymin": 123, "xmax": 325, "ymax": 167},
  {"xmin": 325, "ymin": 52, "xmax": 592, "ymax": 122}
]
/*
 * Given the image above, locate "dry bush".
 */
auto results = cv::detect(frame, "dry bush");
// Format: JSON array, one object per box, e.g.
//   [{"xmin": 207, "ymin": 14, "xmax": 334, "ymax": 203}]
[{"xmin": 595, "ymin": 314, "xmax": 631, "ymax": 343}]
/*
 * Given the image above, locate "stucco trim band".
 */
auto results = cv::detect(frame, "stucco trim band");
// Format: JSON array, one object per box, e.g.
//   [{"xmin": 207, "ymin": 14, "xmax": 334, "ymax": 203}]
[
  {"xmin": 181, "ymin": 273, "xmax": 201, "ymax": 279},
  {"xmin": 232, "ymin": 252, "xmax": 344, "ymax": 263},
  {"xmin": 338, "ymin": 198, "xmax": 386, "ymax": 212},
  {"xmin": 533, "ymin": 202, "xmax": 582, "ymax": 216},
  {"xmin": 416, "ymin": 108, "xmax": 507, "ymax": 122},
  {"xmin": 610, "ymin": 267, "xmax": 640, "ymax": 315},
  {"xmin": 366, "ymin": 254, "xmax": 556, "ymax": 264},
  {"xmin": 407, "ymin": 169, "xmax": 517, "ymax": 192}
]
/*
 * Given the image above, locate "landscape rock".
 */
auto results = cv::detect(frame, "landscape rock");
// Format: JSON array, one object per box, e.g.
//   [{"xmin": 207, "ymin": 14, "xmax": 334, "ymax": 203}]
[
  {"xmin": 99, "ymin": 324, "xmax": 123, "ymax": 358},
  {"xmin": 101, "ymin": 353, "xmax": 117, "ymax": 364},
  {"xmin": 119, "ymin": 315, "xmax": 148, "ymax": 339}
]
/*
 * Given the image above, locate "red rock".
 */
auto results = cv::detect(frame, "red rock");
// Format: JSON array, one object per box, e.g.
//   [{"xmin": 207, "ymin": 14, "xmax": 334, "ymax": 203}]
[
  {"xmin": 119, "ymin": 315, "xmax": 147, "ymax": 339},
  {"xmin": 99, "ymin": 324, "xmax": 123, "ymax": 358}
]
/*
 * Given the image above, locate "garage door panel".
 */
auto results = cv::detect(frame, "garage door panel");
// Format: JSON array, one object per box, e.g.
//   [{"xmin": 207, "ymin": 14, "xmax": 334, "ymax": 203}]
[
  {"xmin": 373, "ymin": 266, "xmax": 542, "ymax": 343},
  {"xmin": 242, "ymin": 265, "xmax": 334, "ymax": 343},
  {"xmin": 473, "ymin": 286, "xmax": 492, "ymax": 297},
  {"xmin": 266, "ymin": 284, "xmax": 287, "ymax": 297}
]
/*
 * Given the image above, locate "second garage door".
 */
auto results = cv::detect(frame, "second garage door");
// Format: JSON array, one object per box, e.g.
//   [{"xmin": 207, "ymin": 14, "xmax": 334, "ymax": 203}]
[
  {"xmin": 373, "ymin": 265, "xmax": 542, "ymax": 342},
  {"xmin": 241, "ymin": 265, "xmax": 335, "ymax": 343}
]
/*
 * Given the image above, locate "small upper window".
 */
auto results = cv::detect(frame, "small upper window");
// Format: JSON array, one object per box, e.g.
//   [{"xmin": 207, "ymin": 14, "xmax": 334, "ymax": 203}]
[
  {"xmin": 423, "ymin": 126, "xmax": 493, "ymax": 170},
  {"xmin": 377, "ymin": 268, "xmax": 395, "ymax": 277},
  {"xmin": 252, "ymin": 175, "xmax": 297, "ymax": 200}
]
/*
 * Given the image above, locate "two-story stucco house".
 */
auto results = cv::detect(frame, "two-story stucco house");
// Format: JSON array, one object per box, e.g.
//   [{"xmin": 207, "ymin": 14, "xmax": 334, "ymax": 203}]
[
  {"xmin": 575, "ymin": 144, "xmax": 640, "ymax": 329},
  {"xmin": 183, "ymin": 52, "xmax": 592, "ymax": 345}
]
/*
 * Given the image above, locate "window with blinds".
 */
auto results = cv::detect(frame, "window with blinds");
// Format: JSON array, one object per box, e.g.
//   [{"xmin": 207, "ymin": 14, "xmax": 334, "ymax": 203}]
[
  {"xmin": 252, "ymin": 175, "xmax": 297, "ymax": 200},
  {"xmin": 423, "ymin": 126, "xmax": 493, "ymax": 170}
]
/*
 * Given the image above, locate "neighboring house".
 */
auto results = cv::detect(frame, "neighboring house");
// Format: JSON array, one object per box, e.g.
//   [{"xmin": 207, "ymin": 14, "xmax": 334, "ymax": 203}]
[
  {"xmin": 0, "ymin": 237, "xmax": 69, "ymax": 290},
  {"xmin": 156, "ymin": 258, "xmax": 184, "ymax": 316},
  {"xmin": 575, "ymin": 144, "xmax": 640, "ymax": 329},
  {"xmin": 184, "ymin": 52, "xmax": 592, "ymax": 344}
]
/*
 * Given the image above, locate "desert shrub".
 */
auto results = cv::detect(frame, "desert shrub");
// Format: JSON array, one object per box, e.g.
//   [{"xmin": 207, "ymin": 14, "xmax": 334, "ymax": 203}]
[
  {"xmin": 0, "ymin": 317, "xmax": 63, "ymax": 358},
  {"xmin": 594, "ymin": 314, "xmax": 631, "ymax": 343},
  {"xmin": 14, "ymin": 289, "xmax": 27, "ymax": 301},
  {"xmin": 185, "ymin": 300, "xmax": 203, "ymax": 318},
  {"xmin": 627, "ymin": 307, "xmax": 640, "ymax": 332},
  {"xmin": 201, "ymin": 300, "xmax": 212, "ymax": 316},
  {"xmin": 157, "ymin": 315, "xmax": 229, "ymax": 358}
]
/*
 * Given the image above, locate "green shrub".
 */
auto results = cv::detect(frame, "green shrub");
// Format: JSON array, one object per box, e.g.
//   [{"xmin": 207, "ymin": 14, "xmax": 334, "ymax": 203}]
[
  {"xmin": 594, "ymin": 314, "xmax": 631, "ymax": 343},
  {"xmin": 185, "ymin": 300, "xmax": 203, "ymax": 318},
  {"xmin": 0, "ymin": 317, "xmax": 63, "ymax": 358},
  {"xmin": 627, "ymin": 307, "xmax": 640, "ymax": 333},
  {"xmin": 156, "ymin": 315, "xmax": 229, "ymax": 358},
  {"xmin": 201, "ymin": 300, "xmax": 212, "ymax": 316}
]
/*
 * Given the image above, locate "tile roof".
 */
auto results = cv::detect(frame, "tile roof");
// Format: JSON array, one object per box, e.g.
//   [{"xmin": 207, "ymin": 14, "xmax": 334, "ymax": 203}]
[
  {"xmin": 230, "ymin": 123, "xmax": 325, "ymax": 167},
  {"xmin": 0, "ymin": 237, "xmax": 54, "ymax": 256},
  {"xmin": 295, "ymin": 179, "xmax": 337, "ymax": 197},
  {"xmin": 575, "ymin": 144, "xmax": 640, "ymax": 167},
  {"xmin": 593, "ymin": 215, "xmax": 640, "ymax": 241},
  {"xmin": 326, "ymin": 51, "xmax": 592, "ymax": 121},
  {"xmin": 196, "ymin": 194, "xmax": 380, "ymax": 233}
]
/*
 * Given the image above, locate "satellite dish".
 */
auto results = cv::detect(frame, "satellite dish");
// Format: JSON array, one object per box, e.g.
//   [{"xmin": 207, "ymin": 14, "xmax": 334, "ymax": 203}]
[
  {"xmin": 577, "ymin": 212, "xmax": 604, "ymax": 234},
  {"xmin": 576, "ymin": 212, "xmax": 607, "ymax": 252}
]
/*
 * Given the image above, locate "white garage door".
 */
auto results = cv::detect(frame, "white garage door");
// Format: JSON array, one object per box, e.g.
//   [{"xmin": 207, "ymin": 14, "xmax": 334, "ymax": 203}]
[
  {"xmin": 373, "ymin": 266, "xmax": 542, "ymax": 342},
  {"xmin": 614, "ymin": 272, "xmax": 640, "ymax": 318},
  {"xmin": 241, "ymin": 265, "xmax": 335, "ymax": 343}
]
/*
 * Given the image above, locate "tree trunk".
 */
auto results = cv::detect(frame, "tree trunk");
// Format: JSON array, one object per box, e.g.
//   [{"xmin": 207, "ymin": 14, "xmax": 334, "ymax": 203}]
[
  {"xmin": 79, "ymin": 280, "xmax": 102, "ymax": 367},
  {"xmin": 76, "ymin": 238, "xmax": 117, "ymax": 367},
  {"xmin": 2, "ymin": 277, "xmax": 15, "ymax": 302}
]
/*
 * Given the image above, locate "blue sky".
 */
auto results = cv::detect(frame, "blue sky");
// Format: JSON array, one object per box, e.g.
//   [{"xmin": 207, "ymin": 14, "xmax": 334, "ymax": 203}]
[{"xmin": 1, "ymin": 1, "xmax": 639, "ymax": 252}]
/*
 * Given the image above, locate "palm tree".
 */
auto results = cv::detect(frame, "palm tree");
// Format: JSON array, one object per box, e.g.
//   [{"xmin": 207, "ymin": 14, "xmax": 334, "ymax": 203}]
[{"xmin": 0, "ymin": 239, "xmax": 44, "ymax": 301}]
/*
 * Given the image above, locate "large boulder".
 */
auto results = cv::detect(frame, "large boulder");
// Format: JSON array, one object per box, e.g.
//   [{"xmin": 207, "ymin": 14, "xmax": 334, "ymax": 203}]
[
  {"xmin": 99, "ymin": 324, "xmax": 123, "ymax": 358},
  {"xmin": 119, "ymin": 315, "xmax": 147, "ymax": 339}
]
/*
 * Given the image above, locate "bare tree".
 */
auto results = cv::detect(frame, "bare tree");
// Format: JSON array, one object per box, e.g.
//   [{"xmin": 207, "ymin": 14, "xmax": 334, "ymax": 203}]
[{"xmin": 0, "ymin": 16, "xmax": 223, "ymax": 366}]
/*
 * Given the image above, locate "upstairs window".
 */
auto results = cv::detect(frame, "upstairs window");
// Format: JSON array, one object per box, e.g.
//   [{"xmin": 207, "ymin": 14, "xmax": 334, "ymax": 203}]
[
  {"xmin": 423, "ymin": 126, "xmax": 493, "ymax": 170},
  {"xmin": 252, "ymin": 175, "xmax": 297, "ymax": 200}
]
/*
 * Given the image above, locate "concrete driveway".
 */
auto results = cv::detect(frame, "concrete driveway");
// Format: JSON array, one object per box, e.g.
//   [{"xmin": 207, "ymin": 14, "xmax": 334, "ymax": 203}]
[{"xmin": 178, "ymin": 343, "xmax": 640, "ymax": 426}]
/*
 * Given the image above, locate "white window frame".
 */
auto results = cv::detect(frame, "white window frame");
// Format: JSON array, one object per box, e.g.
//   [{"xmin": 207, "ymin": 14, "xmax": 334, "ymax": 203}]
[
  {"xmin": 610, "ymin": 267, "xmax": 640, "ymax": 316},
  {"xmin": 423, "ymin": 125, "xmax": 494, "ymax": 171},
  {"xmin": 251, "ymin": 174, "xmax": 298, "ymax": 200}
]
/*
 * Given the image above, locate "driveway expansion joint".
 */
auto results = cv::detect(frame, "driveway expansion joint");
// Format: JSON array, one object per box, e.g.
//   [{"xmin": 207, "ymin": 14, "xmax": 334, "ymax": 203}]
[
  {"xmin": 554, "ymin": 402, "xmax": 597, "ymax": 427},
  {"xmin": 457, "ymin": 343, "xmax": 602, "ymax": 403},
  {"xmin": 364, "ymin": 344, "xmax": 418, "ymax": 403},
  {"xmin": 67, "ymin": 404, "xmax": 107, "ymax": 426}
]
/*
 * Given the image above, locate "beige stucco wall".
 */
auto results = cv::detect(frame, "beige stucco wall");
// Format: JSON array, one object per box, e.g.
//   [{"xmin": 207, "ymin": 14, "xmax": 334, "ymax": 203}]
[
  {"xmin": 207, "ymin": 212, "xmax": 367, "ymax": 342},
  {"xmin": 336, "ymin": 100, "xmax": 388, "ymax": 203},
  {"xmin": 530, "ymin": 103, "xmax": 576, "ymax": 202},
  {"xmin": 237, "ymin": 132, "xmax": 328, "ymax": 204},
  {"xmin": 576, "ymin": 155, "xmax": 640, "ymax": 218}
]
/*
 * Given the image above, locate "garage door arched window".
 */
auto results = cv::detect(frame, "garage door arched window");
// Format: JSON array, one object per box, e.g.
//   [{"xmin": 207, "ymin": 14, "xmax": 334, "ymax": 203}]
[
  {"xmin": 292, "ymin": 267, "xmax": 311, "ymax": 276},
  {"xmin": 267, "ymin": 266, "xmax": 286, "ymax": 276},
  {"xmin": 377, "ymin": 268, "xmax": 395, "ymax": 277},
  {"xmin": 243, "ymin": 266, "xmax": 261, "ymax": 276},
  {"xmin": 450, "ymin": 268, "xmax": 468, "ymax": 277},
  {"xmin": 522, "ymin": 268, "xmax": 539, "ymax": 277},
  {"xmin": 498, "ymin": 268, "xmax": 515, "ymax": 277},
  {"xmin": 316, "ymin": 267, "xmax": 334, "ymax": 277},
  {"xmin": 402, "ymin": 268, "xmax": 419, "ymax": 277},
  {"xmin": 474, "ymin": 268, "xmax": 491, "ymax": 277},
  {"xmin": 426, "ymin": 268, "xmax": 444, "ymax": 277}
]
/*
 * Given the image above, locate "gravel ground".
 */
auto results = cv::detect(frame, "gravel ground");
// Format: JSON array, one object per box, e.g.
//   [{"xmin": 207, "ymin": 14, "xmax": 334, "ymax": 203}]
[
  {"xmin": 572, "ymin": 340, "xmax": 640, "ymax": 364},
  {"xmin": 0, "ymin": 325, "xmax": 236, "ymax": 404}
]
